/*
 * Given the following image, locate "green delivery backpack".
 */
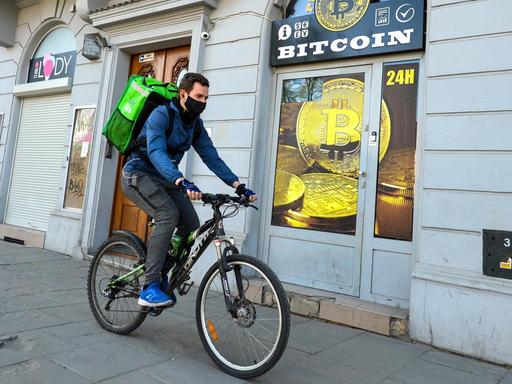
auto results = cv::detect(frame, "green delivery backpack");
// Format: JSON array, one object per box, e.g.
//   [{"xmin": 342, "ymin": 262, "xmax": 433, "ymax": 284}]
[{"xmin": 102, "ymin": 75, "xmax": 178, "ymax": 154}]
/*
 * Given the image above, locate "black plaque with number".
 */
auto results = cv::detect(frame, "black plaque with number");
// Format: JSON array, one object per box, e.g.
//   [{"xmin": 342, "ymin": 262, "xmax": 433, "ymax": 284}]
[{"xmin": 483, "ymin": 229, "xmax": 512, "ymax": 279}]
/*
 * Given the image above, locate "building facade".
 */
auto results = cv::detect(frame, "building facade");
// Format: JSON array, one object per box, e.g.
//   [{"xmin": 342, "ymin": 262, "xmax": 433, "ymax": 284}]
[{"xmin": 0, "ymin": 0, "xmax": 511, "ymax": 365}]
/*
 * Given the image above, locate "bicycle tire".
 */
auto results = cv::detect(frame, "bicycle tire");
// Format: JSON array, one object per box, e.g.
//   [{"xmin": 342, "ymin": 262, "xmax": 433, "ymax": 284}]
[
  {"xmin": 87, "ymin": 234, "xmax": 147, "ymax": 335},
  {"xmin": 196, "ymin": 254, "xmax": 290, "ymax": 379}
]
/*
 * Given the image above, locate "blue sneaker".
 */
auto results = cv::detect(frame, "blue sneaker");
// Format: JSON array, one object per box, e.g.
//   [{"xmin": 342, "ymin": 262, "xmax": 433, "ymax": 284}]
[
  {"xmin": 138, "ymin": 282, "xmax": 175, "ymax": 307},
  {"xmin": 160, "ymin": 273, "xmax": 170, "ymax": 291},
  {"xmin": 160, "ymin": 275, "xmax": 177, "ymax": 305}
]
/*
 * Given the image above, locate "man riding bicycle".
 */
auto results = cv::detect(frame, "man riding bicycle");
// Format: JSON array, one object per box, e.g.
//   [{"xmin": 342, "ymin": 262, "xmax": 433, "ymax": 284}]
[{"xmin": 121, "ymin": 72, "xmax": 257, "ymax": 307}]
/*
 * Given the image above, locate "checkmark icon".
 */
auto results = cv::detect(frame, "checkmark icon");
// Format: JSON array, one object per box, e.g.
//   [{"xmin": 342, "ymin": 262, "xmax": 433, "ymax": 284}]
[
  {"xmin": 400, "ymin": 9, "xmax": 413, "ymax": 18},
  {"xmin": 396, "ymin": 4, "xmax": 415, "ymax": 23}
]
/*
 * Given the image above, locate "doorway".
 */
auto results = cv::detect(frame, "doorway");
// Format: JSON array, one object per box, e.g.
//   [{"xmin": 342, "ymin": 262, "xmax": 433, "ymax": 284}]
[
  {"xmin": 110, "ymin": 46, "xmax": 190, "ymax": 242},
  {"xmin": 263, "ymin": 60, "xmax": 420, "ymax": 302}
]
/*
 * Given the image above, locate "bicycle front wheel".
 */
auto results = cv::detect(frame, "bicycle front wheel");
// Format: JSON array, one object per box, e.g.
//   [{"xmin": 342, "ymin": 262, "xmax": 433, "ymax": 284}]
[{"xmin": 196, "ymin": 254, "xmax": 290, "ymax": 379}]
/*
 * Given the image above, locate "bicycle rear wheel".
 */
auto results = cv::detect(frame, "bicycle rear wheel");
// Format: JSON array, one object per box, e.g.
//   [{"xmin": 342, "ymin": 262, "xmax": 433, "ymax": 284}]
[
  {"xmin": 87, "ymin": 235, "xmax": 147, "ymax": 335},
  {"xmin": 196, "ymin": 254, "xmax": 290, "ymax": 379}
]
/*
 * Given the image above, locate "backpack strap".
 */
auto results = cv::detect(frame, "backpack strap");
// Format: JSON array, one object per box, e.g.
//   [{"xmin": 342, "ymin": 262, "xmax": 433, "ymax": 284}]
[
  {"xmin": 126, "ymin": 102, "xmax": 201, "ymax": 158},
  {"xmin": 193, "ymin": 119, "xmax": 202, "ymax": 143},
  {"xmin": 164, "ymin": 102, "xmax": 202, "ymax": 145},
  {"xmin": 163, "ymin": 102, "xmax": 175, "ymax": 139}
]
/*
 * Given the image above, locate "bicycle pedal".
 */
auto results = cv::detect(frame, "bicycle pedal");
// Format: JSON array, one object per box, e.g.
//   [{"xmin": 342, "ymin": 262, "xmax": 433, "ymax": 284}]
[
  {"xmin": 148, "ymin": 307, "xmax": 165, "ymax": 316},
  {"xmin": 140, "ymin": 306, "xmax": 150, "ymax": 314},
  {"xmin": 178, "ymin": 282, "xmax": 194, "ymax": 296}
]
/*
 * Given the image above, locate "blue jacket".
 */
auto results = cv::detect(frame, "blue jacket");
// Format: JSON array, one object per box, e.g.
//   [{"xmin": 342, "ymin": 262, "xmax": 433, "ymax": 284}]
[{"xmin": 125, "ymin": 100, "xmax": 239, "ymax": 186}]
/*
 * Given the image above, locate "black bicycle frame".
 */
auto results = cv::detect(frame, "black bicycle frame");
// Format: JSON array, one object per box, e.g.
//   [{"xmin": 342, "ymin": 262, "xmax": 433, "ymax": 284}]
[{"xmin": 167, "ymin": 202, "xmax": 242, "ymax": 315}]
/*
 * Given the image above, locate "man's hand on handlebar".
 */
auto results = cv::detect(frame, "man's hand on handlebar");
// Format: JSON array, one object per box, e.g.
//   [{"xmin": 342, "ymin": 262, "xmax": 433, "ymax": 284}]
[
  {"xmin": 176, "ymin": 178, "xmax": 203, "ymax": 201},
  {"xmin": 234, "ymin": 182, "xmax": 257, "ymax": 203}
]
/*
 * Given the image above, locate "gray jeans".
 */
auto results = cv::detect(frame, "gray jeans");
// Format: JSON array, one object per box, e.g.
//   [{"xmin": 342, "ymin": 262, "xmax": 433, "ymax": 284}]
[{"xmin": 121, "ymin": 169, "xmax": 199, "ymax": 285}]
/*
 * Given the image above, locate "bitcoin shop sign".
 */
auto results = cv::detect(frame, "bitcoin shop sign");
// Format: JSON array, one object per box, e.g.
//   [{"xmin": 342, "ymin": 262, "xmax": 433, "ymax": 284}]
[{"xmin": 271, "ymin": 0, "xmax": 425, "ymax": 66}]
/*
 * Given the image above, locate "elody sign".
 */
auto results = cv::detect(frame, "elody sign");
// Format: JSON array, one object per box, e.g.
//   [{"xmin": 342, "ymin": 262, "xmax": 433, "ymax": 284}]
[
  {"xmin": 28, "ymin": 51, "xmax": 77, "ymax": 83},
  {"xmin": 270, "ymin": 0, "xmax": 425, "ymax": 66}
]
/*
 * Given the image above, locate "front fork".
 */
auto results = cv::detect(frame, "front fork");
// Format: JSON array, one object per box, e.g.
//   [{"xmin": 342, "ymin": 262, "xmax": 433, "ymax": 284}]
[{"xmin": 214, "ymin": 237, "xmax": 244, "ymax": 317}]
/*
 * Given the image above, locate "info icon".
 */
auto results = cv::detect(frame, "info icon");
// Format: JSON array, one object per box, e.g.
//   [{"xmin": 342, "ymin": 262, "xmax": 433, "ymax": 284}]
[{"xmin": 375, "ymin": 7, "xmax": 390, "ymax": 26}]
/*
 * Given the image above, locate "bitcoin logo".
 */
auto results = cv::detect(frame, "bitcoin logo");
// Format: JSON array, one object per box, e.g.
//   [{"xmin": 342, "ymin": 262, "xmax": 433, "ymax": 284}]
[
  {"xmin": 315, "ymin": 0, "xmax": 370, "ymax": 32},
  {"xmin": 320, "ymin": 98, "xmax": 361, "ymax": 161},
  {"xmin": 297, "ymin": 78, "xmax": 391, "ymax": 177},
  {"xmin": 333, "ymin": 0, "xmax": 355, "ymax": 19}
]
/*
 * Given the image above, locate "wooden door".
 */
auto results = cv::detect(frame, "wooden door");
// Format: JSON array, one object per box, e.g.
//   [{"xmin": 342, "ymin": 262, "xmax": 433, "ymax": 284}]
[{"xmin": 110, "ymin": 46, "xmax": 191, "ymax": 242}]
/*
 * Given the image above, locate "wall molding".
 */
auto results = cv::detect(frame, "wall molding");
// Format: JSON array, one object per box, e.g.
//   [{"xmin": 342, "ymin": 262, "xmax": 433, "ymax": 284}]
[
  {"xmin": 412, "ymin": 262, "xmax": 512, "ymax": 296},
  {"xmin": 86, "ymin": 0, "xmax": 217, "ymax": 27}
]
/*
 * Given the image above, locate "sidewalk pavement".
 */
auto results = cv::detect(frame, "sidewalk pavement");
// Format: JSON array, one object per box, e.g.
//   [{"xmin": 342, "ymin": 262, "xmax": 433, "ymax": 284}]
[{"xmin": 0, "ymin": 240, "xmax": 511, "ymax": 384}]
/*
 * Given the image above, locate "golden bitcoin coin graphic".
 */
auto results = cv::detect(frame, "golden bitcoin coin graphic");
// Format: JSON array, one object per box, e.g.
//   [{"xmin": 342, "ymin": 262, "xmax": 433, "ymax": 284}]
[
  {"xmin": 315, "ymin": 0, "xmax": 370, "ymax": 32},
  {"xmin": 277, "ymin": 145, "xmax": 310, "ymax": 175},
  {"xmin": 375, "ymin": 149, "xmax": 416, "ymax": 241},
  {"xmin": 283, "ymin": 173, "xmax": 358, "ymax": 232},
  {"xmin": 297, "ymin": 78, "xmax": 391, "ymax": 177},
  {"xmin": 377, "ymin": 148, "xmax": 415, "ymax": 195},
  {"xmin": 273, "ymin": 170, "xmax": 306, "ymax": 212}
]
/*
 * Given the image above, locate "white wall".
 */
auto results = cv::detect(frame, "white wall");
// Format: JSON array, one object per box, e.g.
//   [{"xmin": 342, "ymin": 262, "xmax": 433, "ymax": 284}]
[{"xmin": 410, "ymin": 0, "xmax": 512, "ymax": 364}]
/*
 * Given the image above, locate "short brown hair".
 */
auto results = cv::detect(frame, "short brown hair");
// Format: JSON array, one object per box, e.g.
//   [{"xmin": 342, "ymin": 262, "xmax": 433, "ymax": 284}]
[{"xmin": 179, "ymin": 72, "xmax": 209, "ymax": 93}]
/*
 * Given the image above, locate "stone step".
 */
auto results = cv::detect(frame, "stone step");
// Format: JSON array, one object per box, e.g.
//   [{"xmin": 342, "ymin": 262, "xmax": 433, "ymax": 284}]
[
  {"xmin": 0, "ymin": 224, "xmax": 45, "ymax": 248},
  {"xmin": 247, "ymin": 279, "xmax": 409, "ymax": 338}
]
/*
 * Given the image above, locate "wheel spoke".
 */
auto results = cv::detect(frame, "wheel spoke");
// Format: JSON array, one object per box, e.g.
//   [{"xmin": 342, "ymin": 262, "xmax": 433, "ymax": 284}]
[
  {"xmin": 198, "ymin": 257, "xmax": 289, "ymax": 376},
  {"xmin": 88, "ymin": 237, "xmax": 146, "ymax": 334}
]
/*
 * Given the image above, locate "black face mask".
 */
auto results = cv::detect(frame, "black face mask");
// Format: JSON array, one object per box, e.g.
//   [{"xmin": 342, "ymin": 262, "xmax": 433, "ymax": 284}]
[{"xmin": 184, "ymin": 96, "xmax": 206, "ymax": 117}]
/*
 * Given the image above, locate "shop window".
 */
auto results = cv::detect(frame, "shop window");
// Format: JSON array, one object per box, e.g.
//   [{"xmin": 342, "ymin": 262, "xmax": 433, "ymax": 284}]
[
  {"xmin": 272, "ymin": 73, "xmax": 374, "ymax": 235},
  {"xmin": 28, "ymin": 27, "xmax": 76, "ymax": 83},
  {"xmin": 63, "ymin": 108, "xmax": 95, "ymax": 210},
  {"xmin": 374, "ymin": 60, "xmax": 419, "ymax": 241}
]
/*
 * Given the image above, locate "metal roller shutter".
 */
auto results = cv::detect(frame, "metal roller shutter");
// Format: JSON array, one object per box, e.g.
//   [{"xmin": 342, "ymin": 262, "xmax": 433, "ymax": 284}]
[{"xmin": 5, "ymin": 94, "xmax": 71, "ymax": 231}]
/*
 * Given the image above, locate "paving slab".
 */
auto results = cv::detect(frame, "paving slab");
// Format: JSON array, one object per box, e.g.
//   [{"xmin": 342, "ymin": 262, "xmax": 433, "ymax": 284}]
[
  {"xmin": 8, "ymin": 329, "xmax": 78, "ymax": 356},
  {"xmin": 269, "ymin": 346, "xmax": 312, "ymax": 369},
  {"xmin": 420, "ymin": 349, "xmax": 508, "ymax": 382},
  {"xmin": 253, "ymin": 364, "xmax": 341, "ymax": 384},
  {"xmin": 0, "ymin": 331, "xmax": 79, "ymax": 369},
  {"xmin": 40, "ymin": 302, "xmax": 95, "ymax": 322},
  {"xmin": 100, "ymin": 370, "xmax": 168, "ymax": 384},
  {"xmin": 294, "ymin": 331, "xmax": 431, "ymax": 381},
  {"xmin": 109, "ymin": 318, "xmax": 205, "ymax": 356},
  {"xmin": 38, "ymin": 288, "xmax": 89, "ymax": 305},
  {"xmin": 45, "ymin": 319, "xmax": 108, "ymax": 339},
  {"xmin": 0, "ymin": 251, "xmax": 68, "ymax": 265},
  {"xmin": 167, "ymin": 295, "xmax": 199, "ymax": 318},
  {"xmin": 500, "ymin": 372, "xmax": 512, "ymax": 384},
  {"xmin": 0, "ymin": 309, "xmax": 70, "ymax": 337},
  {"xmin": 140, "ymin": 352, "xmax": 246, "ymax": 384},
  {"xmin": 290, "ymin": 313, "xmax": 312, "ymax": 325},
  {"xmin": 0, "ymin": 358, "xmax": 90, "ymax": 384},
  {"xmin": 47, "ymin": 337, "xmax": 170, "ymax": 382},
  {"xmin": 287, "ymin": 318, "xmax": 363, "ymax": 354},
  {"xmin": 390, "ymin": 358, "xmax": 499, "ymax": 384},
  {"xmin": 0, "ymin": 293, "xmax": 60, "ymax": 314},
  {"xmin": 0, "ymin": 347, "xmax": 34, "ymax": 369}
]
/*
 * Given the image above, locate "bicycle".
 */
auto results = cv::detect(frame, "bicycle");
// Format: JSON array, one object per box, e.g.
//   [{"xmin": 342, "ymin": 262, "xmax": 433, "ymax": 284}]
[{"xmin": 87, "ymin": 193, "xmax": 290, "ymax": 379}]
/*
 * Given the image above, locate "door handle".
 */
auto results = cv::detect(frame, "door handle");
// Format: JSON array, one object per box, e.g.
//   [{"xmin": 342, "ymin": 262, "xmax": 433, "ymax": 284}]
[{"xmin": 359, "ymin": 170, "xmax": 366, "ymax": 177}]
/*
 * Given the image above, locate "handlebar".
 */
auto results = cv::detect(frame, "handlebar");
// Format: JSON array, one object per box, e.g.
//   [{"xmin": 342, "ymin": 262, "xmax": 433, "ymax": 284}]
[{"xmin": 201, "ymin": 193, "xmax": 257, "ymax": 209}]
